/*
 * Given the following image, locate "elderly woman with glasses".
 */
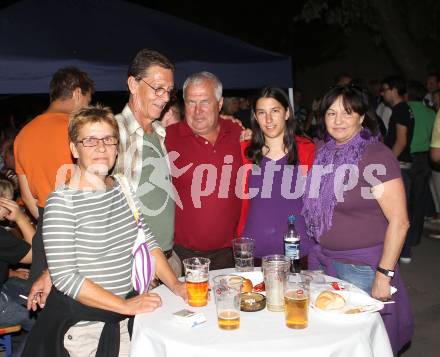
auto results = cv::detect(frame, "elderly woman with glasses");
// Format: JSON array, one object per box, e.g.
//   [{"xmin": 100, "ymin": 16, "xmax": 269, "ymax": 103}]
[
  {"xmin": 302, "ymin": 85, "xmax": 413, "ymax": 355},
  {"xmin": 23, "ymin": 105, "xmax": 186, "ymax": 357}
]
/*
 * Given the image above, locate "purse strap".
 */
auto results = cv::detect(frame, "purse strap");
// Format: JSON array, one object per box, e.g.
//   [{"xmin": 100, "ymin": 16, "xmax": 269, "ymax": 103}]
[{"xmin": 114, "ymin": 174, "xmax": 140, "ymax": 224}]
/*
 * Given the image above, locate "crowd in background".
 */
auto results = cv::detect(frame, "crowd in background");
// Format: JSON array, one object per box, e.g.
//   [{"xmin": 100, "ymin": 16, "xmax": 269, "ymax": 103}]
[{"xmin": 0, "ymin": 58, "xmax": 437, "ymax": 355}]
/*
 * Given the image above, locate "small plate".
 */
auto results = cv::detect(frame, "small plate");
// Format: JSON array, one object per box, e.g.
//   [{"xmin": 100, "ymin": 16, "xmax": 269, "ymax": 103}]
[{"xmin": 310, "ymin": 290, "xmax": 384, "ymax": 320}]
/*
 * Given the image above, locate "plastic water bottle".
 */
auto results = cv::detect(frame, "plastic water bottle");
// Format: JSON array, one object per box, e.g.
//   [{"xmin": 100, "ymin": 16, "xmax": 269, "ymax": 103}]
[{"xmin": 284, "ymin": 215, "xmax": 300, "ymax": 273}]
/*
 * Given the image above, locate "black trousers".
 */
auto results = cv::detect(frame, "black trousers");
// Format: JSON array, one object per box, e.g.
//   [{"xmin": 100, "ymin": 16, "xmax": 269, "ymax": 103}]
[{"xmin": 409, "ymin": 152, "xmax": 431, "ymax": 246}]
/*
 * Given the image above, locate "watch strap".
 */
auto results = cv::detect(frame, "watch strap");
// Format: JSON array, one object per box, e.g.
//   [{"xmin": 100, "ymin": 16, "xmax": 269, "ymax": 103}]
[{"xmin": 376, "ymin": 266, "xmax": 395, "ymax": 278}]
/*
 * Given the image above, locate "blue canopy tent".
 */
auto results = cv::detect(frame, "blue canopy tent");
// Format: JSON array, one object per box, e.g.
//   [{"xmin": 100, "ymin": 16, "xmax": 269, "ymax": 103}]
[{"xmin": 0, "ymin": 0, "xmax": 293, "ymax": 94}]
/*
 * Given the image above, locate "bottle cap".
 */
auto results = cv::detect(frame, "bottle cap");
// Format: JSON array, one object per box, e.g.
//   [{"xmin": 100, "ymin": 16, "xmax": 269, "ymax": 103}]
[{"xmin": 288, "ymin": 215, "xmax": 296, "ymax": 223}]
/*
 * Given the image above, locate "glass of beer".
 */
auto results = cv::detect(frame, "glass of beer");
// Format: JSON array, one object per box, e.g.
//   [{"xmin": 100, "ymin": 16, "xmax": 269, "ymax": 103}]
[
  {"xmin": 283, "ymin": 273, "xmax": 311, "ymax": 329},
  {"xmin": 182, "ymin": 257, "xmax": 210, "ymax": 307},
  {"xmin": 213, "ymin": 275, "xmax": 243, "ymax": 330}
]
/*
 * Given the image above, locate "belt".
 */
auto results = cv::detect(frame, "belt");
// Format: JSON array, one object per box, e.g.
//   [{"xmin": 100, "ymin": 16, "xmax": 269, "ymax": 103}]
[{"xmin": 163, "ymin": 249, "xmax": 173, "ymax": 259}]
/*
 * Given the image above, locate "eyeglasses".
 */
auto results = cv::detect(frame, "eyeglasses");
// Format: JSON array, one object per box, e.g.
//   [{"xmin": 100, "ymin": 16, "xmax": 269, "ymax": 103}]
[
  {"xmin": 139, "ymin": 78, "xmax": 176, "ymax": 99},
  {"xmin": 77, "ymin": 136, "xmax": 119, "ymax": 147}
]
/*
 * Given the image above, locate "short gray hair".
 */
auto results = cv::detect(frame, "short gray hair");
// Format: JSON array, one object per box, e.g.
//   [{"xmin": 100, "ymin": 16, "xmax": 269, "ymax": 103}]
[{"xmin": 183, "ymin": 71, "xmax": 223, "ymax": 101}]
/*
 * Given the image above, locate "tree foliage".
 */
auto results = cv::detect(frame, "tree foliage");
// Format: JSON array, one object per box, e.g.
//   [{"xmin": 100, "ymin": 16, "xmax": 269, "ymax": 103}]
[{"xmin": 295, "ymin": 0, "xmax": 440, "ymax": 77}]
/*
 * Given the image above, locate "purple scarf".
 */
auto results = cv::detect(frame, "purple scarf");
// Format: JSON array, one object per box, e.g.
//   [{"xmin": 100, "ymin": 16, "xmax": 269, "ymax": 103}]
[{"xmin": 302, "ymin": 129, "xmax": 379, "ymax": 241}]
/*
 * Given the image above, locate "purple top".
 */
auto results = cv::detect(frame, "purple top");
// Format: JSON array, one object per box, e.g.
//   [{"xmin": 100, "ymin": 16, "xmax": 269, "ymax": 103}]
[
  {"xmin": 319, "ymin": 142, "xmax": 401, "ymax": 250},
  {"xmin": 242, "ymin": 155, "xmax": 309, "ymax": 258}
]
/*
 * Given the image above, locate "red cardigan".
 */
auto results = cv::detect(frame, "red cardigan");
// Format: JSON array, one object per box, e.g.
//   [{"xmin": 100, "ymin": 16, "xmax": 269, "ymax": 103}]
[{"xmin": 236, "ymin": 136, "xmax": 315, "ymax": 236}]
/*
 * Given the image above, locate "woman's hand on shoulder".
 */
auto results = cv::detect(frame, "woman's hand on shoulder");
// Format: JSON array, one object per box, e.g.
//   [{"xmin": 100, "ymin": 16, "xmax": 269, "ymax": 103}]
[
  {"xmin": 123, "ymin": 292, "xmax": 162, "ymax": 315},
  {"xmin": 371, "ymin": 272, "xmax": 392, "ymax": 301}
]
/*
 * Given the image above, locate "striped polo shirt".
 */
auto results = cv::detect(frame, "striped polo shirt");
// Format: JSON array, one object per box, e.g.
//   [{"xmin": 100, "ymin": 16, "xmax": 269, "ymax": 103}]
[{"xmin": 43, "ymin": 180, "xmax": 159, "ymax": 300}]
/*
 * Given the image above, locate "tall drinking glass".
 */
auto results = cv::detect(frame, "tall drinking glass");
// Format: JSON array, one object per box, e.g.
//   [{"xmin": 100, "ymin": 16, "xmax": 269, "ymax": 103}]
[
  {"xmin": 213, "ymin": 275, "xmax": 243, "ymax": 330},
  {"xmin": 232, "ymin": 237, "xmax": 254, "ymax": 272},
  {"xmin": 284, "ymin": 273, "xmax": 311, "ymax": 329},
  {"xmin": 182, "ymin": 257, "xmax": 210, "ymax": 307},
  {"xmin": 262, "ymin": 255, "xmax": 290, "ymax": 312}
]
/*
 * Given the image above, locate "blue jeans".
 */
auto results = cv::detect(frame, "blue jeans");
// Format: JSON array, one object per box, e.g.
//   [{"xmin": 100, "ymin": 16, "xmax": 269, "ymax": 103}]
[
  {"xmin": 0, "ymin": 279, "xmax": 35, "ymax": 331},
  {"xmin": 332, "ymin": 261, "xmax": 375, "ymax": 295}
]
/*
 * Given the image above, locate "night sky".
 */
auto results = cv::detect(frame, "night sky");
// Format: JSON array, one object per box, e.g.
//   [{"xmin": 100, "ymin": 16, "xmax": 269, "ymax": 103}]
[{"xmin": 1, "ymin": 0, "xmax": 440, "ymax": 123}]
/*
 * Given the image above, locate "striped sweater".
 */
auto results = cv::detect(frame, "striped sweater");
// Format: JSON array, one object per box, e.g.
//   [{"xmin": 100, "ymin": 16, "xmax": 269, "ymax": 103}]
[{"xmin": 43, "ymin": 179, "xmax": 159, "ymax": 300}]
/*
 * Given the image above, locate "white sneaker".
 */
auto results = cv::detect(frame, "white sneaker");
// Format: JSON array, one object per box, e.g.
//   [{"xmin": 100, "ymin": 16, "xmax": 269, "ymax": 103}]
[{"xmin": 399, "ymin": 257, "xmax": 412, "ymax": 264}]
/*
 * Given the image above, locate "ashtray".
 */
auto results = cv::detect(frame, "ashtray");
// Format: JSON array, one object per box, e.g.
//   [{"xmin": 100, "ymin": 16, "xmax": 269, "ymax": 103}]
[{"xmin": 241, "ymin": 292, "xmax": 266, "ymax": 312}]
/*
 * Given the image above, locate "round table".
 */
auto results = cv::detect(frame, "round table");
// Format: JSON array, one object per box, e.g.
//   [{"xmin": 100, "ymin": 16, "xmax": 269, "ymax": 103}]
[{"xmin": 130, "ymin": 268, "xmax": 393, "ymax": 357}]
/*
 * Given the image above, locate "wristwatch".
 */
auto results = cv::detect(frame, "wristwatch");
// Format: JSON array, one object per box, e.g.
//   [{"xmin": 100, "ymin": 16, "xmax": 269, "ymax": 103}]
[{"xmin": 376, "ymin": 266, "xmax": 395, "ymax": 278}]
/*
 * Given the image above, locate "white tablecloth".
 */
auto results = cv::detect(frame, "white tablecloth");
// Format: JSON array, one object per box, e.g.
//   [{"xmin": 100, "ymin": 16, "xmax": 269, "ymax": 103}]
[{"xmin": 130, "ymin": 269, "xmax": 392, "ymax": 357}]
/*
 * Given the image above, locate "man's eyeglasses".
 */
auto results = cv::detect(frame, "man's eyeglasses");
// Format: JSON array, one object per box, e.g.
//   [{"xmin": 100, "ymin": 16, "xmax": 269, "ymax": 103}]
[
  {"xmin": 77, "ymin": 136, "xmax": 119, "ymax": 147},
  {"xmin": 139, "ymin": 78, "xmax": 176, "ymax": 99}
]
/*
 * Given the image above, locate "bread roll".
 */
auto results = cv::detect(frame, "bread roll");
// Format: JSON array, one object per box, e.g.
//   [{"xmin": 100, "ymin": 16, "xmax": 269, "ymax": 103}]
[
  {"xmin": 315, "ymin": 290, "xmax": 346, "ymax": 310},
  {"xmin": 241, "ymin": 278, "xmax": 253, "ymax": 293}
]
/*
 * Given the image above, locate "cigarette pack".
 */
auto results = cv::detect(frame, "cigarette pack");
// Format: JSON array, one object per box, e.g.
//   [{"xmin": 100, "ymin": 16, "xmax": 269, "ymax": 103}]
[{"xmin": 172, "ymin": 309, "xmax": 206, "ymax": 328}]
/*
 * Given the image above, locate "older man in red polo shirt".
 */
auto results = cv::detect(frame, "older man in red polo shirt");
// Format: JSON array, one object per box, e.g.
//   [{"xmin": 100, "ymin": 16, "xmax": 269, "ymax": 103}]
[{"xmin": 165, "ymin": 72, "xmax": 243, "ymax": 270}]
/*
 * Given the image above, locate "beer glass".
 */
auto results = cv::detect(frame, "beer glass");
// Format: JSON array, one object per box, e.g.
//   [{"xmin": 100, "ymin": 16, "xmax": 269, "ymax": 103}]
[
  {"xmin": 284, "ymin": 273, "xmax": 310, "ymax": 329},
  {"xmin": 232, "ymin": 237, "xmax": 254, "ymax": 272},
  {"xmin": 262, "ymin": 255, "xmax": 290, "ymax": 312},
  {"xmin": 213, "ymin": 275, "xmax": 242, "ymax": 330},
  {"xmin": 182, "ymin": 257, "xmax": 210, "ymax": 307}
]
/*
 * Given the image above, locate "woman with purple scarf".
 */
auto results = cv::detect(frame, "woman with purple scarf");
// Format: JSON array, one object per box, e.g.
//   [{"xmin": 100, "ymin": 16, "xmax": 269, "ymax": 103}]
[{"xmin": 302, "ymin": 85, "xmax": 413, "ymax": 355}]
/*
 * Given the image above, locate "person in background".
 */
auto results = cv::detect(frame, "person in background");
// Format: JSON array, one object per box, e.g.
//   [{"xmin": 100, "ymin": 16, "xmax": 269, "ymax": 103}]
[
  {"xmin": 428, "ymin": 89, "xmax": 440, "ymax": 229},
  {"xmin": 406, "ymin": 81, "xmax": 435, "ymax": 247},
  {"xmin": 302, "ymin": 85, "xmax": 413, "ymax": 355},
  {"xmin": 431, "ymin": 89, "xmax": 440, "ymax": 112},
  {"xmin": 304, "ymin": 97, "xmax": 321, "ymax": 138},
  {"xmin": 335, "ymin": 73, "xmax": 353, "ymax": 86},
  {"xmin": 424, "ymin": 72, "xmax": 440, "ymax": 110},
  {"xmin": 237, "ymin": 86, "xmax": 315, "ymax": 261},
  {"xmin": 23, "ymin": 105, "xmax": 186, "ymax": 357},
  {"xmin": 221, "ymin": 97, "xmax": 240, "ymax": 116},
  {"xmin": 381, "ymin": 76, "xmax": 414, "ymax": 263},
  {"xmin": 14, "ymin": 66, "xmax": 94, "ymax": 284},
  {"xmin": 428, "ymin": 101, "xmax": 440, "ymax": 238},
  {"xmin": 0, "ymin": 178, "xmax": 35, "ymax": 332},
  {"xmin": 293, "ymin": 89, "xmax": 309, "ymax": 132},
  {"xmin": 235, "ymin": 96, "xmax": 252, "ymax": 129},
  {"xmin": 159, "ymin": 100, "xmax": 182, "ymax": 128},
  {"xmin": 0, "ymin": 137, "xmax": 18, "ymax": 194}
]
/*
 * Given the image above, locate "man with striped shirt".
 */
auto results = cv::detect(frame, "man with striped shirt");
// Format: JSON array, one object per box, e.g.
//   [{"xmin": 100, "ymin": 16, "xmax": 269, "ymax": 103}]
[{"xmin": 114, "ymin": 49, "xmax": 181, "ymax": 279}]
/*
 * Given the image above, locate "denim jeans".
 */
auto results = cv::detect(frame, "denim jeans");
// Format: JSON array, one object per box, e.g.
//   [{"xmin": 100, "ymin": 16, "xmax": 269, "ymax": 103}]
[
  {"xmin": 0, "ymin": 279, "xmax": 35, "ymax": 331},
  {"xmin": 332, "ymin": 261, "xmax": 375, "ymax": 295}
]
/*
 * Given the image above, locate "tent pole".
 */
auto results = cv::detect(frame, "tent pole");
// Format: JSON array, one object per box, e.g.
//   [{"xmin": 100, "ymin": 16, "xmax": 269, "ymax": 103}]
[{"xmin": 288, "ymin": 87, "xmax": 294, "ymax": 113}]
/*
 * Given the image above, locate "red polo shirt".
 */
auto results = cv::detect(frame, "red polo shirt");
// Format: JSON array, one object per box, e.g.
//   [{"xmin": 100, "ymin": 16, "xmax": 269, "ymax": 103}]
[{"xmin": 165, "ymin": 119, "xmax": 243, "ymax": 251}]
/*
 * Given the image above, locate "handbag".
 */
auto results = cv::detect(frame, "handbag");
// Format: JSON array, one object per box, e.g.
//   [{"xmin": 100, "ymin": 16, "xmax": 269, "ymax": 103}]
[{"xmin": 114, "ymin": 174, "xmax": 154, "ymax": 293}]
